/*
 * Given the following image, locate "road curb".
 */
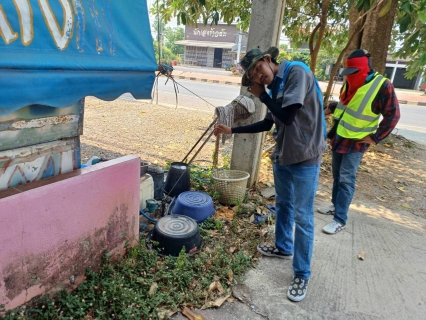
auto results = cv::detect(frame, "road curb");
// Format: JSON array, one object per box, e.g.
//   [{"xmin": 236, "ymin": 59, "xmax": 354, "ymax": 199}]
[
  {"xmin": 398, "ymin": 100, "xmax": 426, "ymax": 106},
  {"xmin": 176, "ymin": 75, "xmax": 241, "ymax": 86},
  {"xmin": 176, "ymin": 75, "xmax": 426, "ymax": 106}
]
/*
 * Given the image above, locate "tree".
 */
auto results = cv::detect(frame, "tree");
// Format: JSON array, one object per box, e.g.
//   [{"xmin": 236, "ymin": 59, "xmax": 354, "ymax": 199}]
[
  {"xmin": 153, "ymin": 1, "xmax": 426, "ymax": 88},
  {"xmin": 151, "ymin": 0, "xmax": 252, "ymax": 30},
  {"xmin": 347, "ymin": 0, "xmax": 399, "ymax": 74},
  {"xmin": 283, "ymin": 0, "xmax": 351, "ymax": 71},
  {"xmin": 152, "ymin": 18, "xmax": 166, "ymax": 62},
  {"xmin": 154, "ymin": 0, "xmax": 353, "ymax": 74},
  {"xmin": 163, "ymin": 27, "xmax": 185, "ymax": 55},
  {"xmin": 394, "ymin": 0, "xmax": 426, "ymax": 79},
  {"xmin": 152, "ymin": 17, "xmax": 166, "ymax": 40},
  {"xmin": 324, "ymin": 0, "xmax": 399, "ymax": 103},
  {"xmin": 323, "ymin": 0, "xmax": 426, "ymax": 101}
]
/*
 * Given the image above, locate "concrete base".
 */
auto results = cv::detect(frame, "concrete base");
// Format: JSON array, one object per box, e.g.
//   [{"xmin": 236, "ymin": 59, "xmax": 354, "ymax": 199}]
[{"xmin": 0, "ymin": 155, "xmax": 140, "ymax": 311}]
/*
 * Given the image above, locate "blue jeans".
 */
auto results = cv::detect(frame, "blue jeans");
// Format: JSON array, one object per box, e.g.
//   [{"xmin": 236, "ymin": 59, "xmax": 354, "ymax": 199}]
[
  {"xmin": 331, "ymin": 152, "xmax": 364, "ymax": 225},
  {"xmin": 273, "ymin": 162, "xmax": 320, "ymax": 280}
]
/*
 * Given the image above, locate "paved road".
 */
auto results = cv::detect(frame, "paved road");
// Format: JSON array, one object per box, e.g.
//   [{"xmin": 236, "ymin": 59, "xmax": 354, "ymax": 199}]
[
  {"xmin": 173, "ymin": 65, "xmax": 233, "ymax": 76},
  {"xmin": 121, "ymin": 77, "xmax": 238, "ymax": 113},
  {"xmin": 395, "ymin": 104, "xmax": 426, "ymax": 144},
  {"xmin": 122, "ymin": 78, "xmax": 426, "ymax": 144}
]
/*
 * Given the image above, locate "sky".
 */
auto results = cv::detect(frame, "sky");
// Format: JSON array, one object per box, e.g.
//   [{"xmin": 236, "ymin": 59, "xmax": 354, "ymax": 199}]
[{"xmin": 146, "ymin": 0, "xmax": 178, "ymax": 31}]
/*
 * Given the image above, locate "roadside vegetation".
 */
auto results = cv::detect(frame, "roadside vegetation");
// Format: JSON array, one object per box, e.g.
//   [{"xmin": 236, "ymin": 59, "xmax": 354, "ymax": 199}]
[{"xmin": 1, "ymin": 159, "xmax": 274, "ymax": 320}]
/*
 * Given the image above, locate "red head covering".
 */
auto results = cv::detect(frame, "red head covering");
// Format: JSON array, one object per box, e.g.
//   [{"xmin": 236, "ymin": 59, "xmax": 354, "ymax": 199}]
[{"xmin": 340, "ymin": 52, "xmax": 372, "ymax": 105}]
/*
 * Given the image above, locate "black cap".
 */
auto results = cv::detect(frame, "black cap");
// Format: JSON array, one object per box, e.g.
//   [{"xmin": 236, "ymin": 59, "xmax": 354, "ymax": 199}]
[
  {"xmin": 340, "ymin": 49, "xmax": 372, "ymax": 76},
  {"xmin": 241, "ymin": 47, "xmax": 279, "ymax": 86}
]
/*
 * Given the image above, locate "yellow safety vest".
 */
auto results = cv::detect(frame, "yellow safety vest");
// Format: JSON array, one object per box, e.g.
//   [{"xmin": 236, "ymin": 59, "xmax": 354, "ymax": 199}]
[{"xmin": 333, "ymin": 73, "xmax": 387, "ymax": 139}]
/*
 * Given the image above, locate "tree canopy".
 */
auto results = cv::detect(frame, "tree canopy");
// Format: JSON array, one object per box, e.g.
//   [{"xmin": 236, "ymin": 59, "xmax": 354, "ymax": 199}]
[
  {"xmin": 151, "ymin": 0, "xmax": 251, "ymax": 30},
  {"xmin": 151, "ymin": 0, "xmax": 426, "ymax": 78},
  {"xmin": 394, "ymin": 0, "xmax": 426, "ymax": 78}
]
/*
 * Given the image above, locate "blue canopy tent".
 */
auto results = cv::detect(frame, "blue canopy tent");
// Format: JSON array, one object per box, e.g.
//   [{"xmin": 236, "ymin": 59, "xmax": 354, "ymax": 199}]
[
  {"xmin": 0, "ymin": 0, "xmax": 157, "ymax": 115},
  {"xmin": 0, "ymin": 0, "xmax": 158, "ymax": 189}
]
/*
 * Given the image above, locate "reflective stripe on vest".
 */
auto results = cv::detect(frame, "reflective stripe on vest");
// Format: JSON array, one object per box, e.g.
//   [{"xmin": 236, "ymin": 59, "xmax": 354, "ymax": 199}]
[{"xmin": 335, "ymin": 74, "xmax": 386, "ymax": 139}]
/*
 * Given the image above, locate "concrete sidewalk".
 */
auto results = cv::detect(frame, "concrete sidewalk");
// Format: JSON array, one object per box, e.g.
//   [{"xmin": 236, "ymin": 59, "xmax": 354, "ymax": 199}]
[
  {"xmin": 170, "ymin": 67, "xmax": 426, "ymax": 106},
  {"xmin": 172, "ymin": 197, "xmax": 426, "ymax": 320}
]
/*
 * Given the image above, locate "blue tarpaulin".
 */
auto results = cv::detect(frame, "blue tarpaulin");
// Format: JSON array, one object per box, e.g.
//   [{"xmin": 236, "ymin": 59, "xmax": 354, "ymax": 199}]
[{"xmin": 0, "ymin": 0, "xmax": 157, "ymax": 115}]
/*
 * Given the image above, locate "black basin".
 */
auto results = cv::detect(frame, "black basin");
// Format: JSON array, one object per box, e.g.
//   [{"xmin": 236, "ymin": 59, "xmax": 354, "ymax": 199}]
[{"xmin": 148, "ymin": 215, "xmax": 202, "ymax": 256}]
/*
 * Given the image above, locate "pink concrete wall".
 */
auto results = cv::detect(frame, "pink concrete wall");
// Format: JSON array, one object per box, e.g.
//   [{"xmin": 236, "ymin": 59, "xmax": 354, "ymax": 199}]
[{"xmin": 0, "ymin": 155, "xmax": 140, "ymax": 311}]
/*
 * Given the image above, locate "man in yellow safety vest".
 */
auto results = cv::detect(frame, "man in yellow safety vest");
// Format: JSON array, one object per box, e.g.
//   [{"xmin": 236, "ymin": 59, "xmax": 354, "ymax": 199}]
[{"xmin": 318, "ymin": 49, "xmax": 401, "ymax": 234}]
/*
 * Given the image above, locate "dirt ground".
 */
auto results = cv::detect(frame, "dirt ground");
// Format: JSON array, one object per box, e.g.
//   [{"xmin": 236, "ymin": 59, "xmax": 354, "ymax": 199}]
[
  {"xmin": 318, "ymin": 136, "xmax": 426, "ymax": 219},
  {"xmin": 81, "ymin": 97, "xmax": 426, "ymax": 220}
]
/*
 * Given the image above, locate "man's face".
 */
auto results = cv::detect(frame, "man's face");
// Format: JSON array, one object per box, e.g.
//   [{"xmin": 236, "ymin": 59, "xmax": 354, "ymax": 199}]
[{"xmin": 247, "ymin": 57, "xmax": 275, "ymax": 86}]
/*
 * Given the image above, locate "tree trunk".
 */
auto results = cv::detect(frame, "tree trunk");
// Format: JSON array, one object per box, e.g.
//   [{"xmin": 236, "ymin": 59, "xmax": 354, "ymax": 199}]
[
  {"xmin": 309, "ymin": 23, "xmax": 321, "ymax": 72},
  {"xmin": 323, "ymin": 30, "xmax": 359, "ymax": 105},
  {"xmin": 324, "ymin": 0, "xmax": 398, "ymax": 104},
  {"xmin": 309, "ymin": 0, "xmax": 332, "ymax": 73},
  {"xmin": 346, "ymin": 6, "xmax": 365, "ymax": 64},
  {"xmin": 360, "ymin": 0, "xmax": 398, "ymax": 74}
]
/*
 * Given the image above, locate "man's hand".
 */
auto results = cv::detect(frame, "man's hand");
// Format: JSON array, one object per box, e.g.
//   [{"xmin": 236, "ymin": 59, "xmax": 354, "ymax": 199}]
[
  {"xmin": 214, "ymin": 124, "xmax": 232, "ymax": 136},
  {"xmin": 248, "ymin": 82, "xmax": 265, "ymax": 98},
  {"xmin": 356, "ymin": 135, "xmax": 375, "ymax": 145}
]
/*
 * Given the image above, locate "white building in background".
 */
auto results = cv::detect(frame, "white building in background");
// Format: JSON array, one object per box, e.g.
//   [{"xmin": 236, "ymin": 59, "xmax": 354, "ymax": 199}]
[
  {"xmin": 385, "ymin": 55, "xmax": 424, "ymax": 90},
  {"xmin": 175, "ymin": 23, "xmax": 248, "ymax": 68}
]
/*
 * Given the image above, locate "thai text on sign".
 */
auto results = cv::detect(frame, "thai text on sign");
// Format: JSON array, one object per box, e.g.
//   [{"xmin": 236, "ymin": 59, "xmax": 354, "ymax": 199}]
[{"xmin": 193, "ymin": 28, "xmax": 228, "ymax": 38}]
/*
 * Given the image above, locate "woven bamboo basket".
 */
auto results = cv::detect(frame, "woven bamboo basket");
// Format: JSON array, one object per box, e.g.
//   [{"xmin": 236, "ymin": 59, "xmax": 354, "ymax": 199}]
[{"xmin": 212, "ymin": 170, "xmax": 250, "ymax": 205}]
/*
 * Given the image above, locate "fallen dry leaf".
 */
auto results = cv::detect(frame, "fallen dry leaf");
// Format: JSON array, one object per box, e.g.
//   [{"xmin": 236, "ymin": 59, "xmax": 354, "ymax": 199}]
[
  {"xmin": 201, "ymin": 293, "xmax": 232, "ymax": 310},
  {"xmin": 227, "ymin": 296, "xmax": 236, "ymax": 303},
  {"xmin": 210, "ymin": 230, "xmax": 218, "ymax": 237},
  {"xmin": 215, "ymin": 207, "xmax": 235, "ymax": 221},
  {"xmin": 228, "ymin": 246, "xmax": 237, "ymax": 254},
  {"xmin": 228, "ymin": 269, "xmax": 234, "ymax": 283},
  {"xmin": 260, "ymin": 227, "xmax": 269, "ymax": 237},
  {"xmin": 181, "ymin": 307, "xmax": 204, "ymax": 320},
  {"xmin": 212, "ymin": 294, "xmax": 231, "ymax": 307},
  {"xmin": 208, "ymin": 280, "xmax": 225, "ymax": 294},
  {"xmin": 148, "ymin": 282, "xmax": 158, "ymax": 295}
]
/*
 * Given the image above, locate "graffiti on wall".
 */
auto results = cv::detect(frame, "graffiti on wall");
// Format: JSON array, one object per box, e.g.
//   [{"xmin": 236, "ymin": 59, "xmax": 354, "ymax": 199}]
[
  {"xmin": 0, "ymin": 0, "xmax": 115, "ymax": 53},
  {"xmin": 0, "ymin": 138, "xmax": 80, "ymax": 191}
]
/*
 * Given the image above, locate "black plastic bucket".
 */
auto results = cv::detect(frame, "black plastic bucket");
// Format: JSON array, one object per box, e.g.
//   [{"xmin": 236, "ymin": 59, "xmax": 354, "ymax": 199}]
[{"xmin": 164, "ymin": 162, "xmax": 190, "ymax": 197}]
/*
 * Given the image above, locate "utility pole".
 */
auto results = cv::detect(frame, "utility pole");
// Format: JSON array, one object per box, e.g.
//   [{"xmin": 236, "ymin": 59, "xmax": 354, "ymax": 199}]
[
  {"xmin": 236, "ymin": 29, "xmax": 242, "ymax": 64},
  {"xmin": 230, "ymin": 0, "xmax": 286, "ymax": 187}
]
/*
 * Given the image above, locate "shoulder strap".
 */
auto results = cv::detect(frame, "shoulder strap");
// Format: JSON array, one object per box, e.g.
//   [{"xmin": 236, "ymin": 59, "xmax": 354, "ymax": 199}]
[{"xmin": 271, "ymin": 61, "xmax": 327, "ymax": 139}]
